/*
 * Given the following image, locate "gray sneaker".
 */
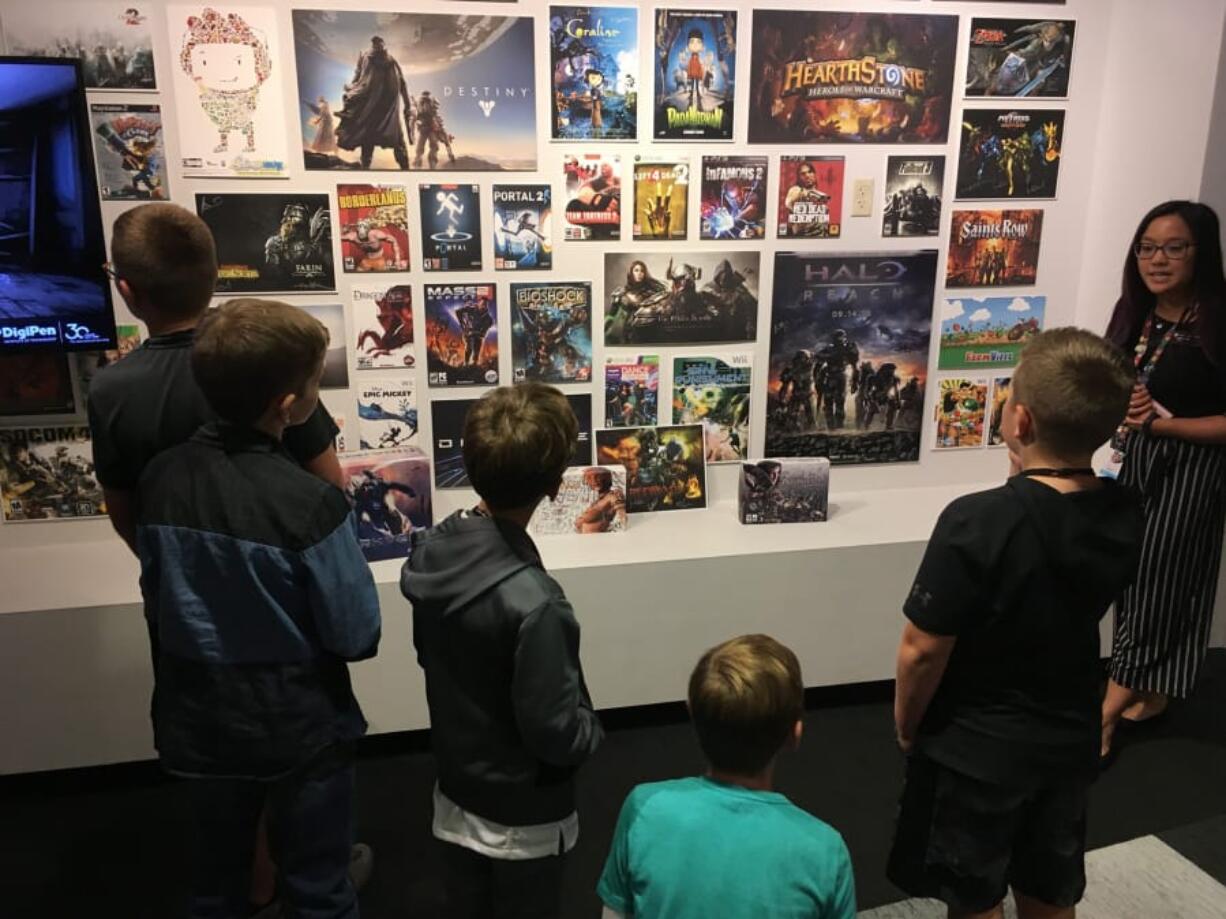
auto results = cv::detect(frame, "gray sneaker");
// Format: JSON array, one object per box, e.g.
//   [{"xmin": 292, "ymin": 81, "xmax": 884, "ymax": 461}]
[{"xmin": 349, "ymin": 842, "xmax": 374, "ymax": 893}]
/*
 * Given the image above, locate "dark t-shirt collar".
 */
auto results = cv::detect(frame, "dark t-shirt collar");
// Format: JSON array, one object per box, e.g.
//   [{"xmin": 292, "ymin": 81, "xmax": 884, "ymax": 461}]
[
  {"xmin": 193, "ymin": 422, "xmax": 284, "ymax": 455},
  {"xmin": 144, "ymin": 328, "xmax": 197, "ymax": 350}
]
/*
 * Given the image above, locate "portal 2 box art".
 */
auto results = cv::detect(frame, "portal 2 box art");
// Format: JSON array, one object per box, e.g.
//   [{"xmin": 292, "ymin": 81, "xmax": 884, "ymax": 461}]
[
  {"xmin": 528, "ymin": 465, "xmax": 628, "ymax": 537},
  {"xmin": 739, "ymin": 457, "xmax": 830, "ymax": 525},
  {"xmin": 340, "ymin": 448, "xmax": 432, "ymax": 563},
  {"xmin": 423, "ymin": 283, "xmax": 498, "ymax": 387},
  {"xmin": 419, "ymin": 184, "xmax": 482, "ymax": 271},
  {"xmin": 337, "ymin": 184, "xmax": 410, "ymax": 272},
  {"xmin": 0, "ymin": 425, "xmax": 106, "ymax": 521},
  {"xmin": 493, "ymin": 184, "xmax": 553, "ymax": 271}
]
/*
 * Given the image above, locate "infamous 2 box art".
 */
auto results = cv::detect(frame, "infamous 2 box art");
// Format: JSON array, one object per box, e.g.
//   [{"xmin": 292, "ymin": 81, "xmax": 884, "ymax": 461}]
[{"xmin": 700, "ymin": 155, "xmax": 766, "ymax": 240}]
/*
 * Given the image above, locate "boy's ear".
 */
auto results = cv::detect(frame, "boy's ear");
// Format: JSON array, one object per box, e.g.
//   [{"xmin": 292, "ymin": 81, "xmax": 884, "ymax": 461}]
[
  {"xmin": 275, "ymin": 391, "xmax": 297, "ymax": 424},
  {"xmin": 1012, "ymin": 402, "xmax": 1037, "ymax": 445},
  {"xmin": 116, "ymin": 278, "xmax": 140, "ymax": 315},
  {"xmin": 789, "ymin": 719, "xmax": 803, "ymax": 752}
]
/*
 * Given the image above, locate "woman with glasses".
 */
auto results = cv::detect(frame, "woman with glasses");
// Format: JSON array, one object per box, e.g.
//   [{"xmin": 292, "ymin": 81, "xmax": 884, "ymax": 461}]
[{"xmin": 1101, "ymin": 200, "xmax": 1226, "ymax": 762}]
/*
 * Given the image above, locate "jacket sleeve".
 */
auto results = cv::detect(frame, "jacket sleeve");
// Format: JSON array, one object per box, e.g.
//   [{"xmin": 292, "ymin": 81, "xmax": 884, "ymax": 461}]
[
  {"xmin": 302, "ymin": 499, "xmax": 382, "ymax": 661},
  {"xmin": 511, "ymin": 597, "xmax": 603, "ymax": 767}
]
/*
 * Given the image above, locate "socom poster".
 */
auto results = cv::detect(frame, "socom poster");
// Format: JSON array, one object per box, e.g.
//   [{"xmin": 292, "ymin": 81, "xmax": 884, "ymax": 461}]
[{"xmin": 0, "ymin": 426, "xmax": 106, "ymax": 521}]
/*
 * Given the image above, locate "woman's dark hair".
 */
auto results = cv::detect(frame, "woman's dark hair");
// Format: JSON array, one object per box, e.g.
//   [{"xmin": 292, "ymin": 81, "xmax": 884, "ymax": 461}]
[{"xmin": 1105, "ymin": 200, "xmax": 1226, "ymax": 365}]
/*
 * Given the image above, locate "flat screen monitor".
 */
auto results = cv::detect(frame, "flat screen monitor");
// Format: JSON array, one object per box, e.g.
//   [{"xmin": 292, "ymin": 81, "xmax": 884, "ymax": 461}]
[{"xmin": 0, "ymin": 56, "xmax": 116, "ymax": 352}]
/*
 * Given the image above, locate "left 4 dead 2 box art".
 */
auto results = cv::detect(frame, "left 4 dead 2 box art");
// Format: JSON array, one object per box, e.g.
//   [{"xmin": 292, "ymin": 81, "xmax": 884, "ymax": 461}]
[
  {"xmin": 672, "ymin": 354, "xmax": 752, "ymax": 463},
  {"xmin": 90, "ymin": 103, "xmax": 168, "ymax": 201},
  {"xmin": 883, "ymin": 156, "xmax": 944, "ymax": 238},
  {"xmin": 419, "ymin": 184, "xmax": 482, "ymax": 271},
  {"xmin": 291, "ymin": 10, "xmax": 537, "ymax": 172},
  {"xmin": 700, "ymin": 155, "xmax": 767, "ymax": 240},
  {"xmin": 493, "ymin": 185, "xmax": 553, "ymax": 271},
  {"xmin": 340, "ymin": 449, "xmax": 431, "ymax": 562},
  {"xmin": 563, "ymin": 153, "xmax": 621, "ymax": 241},
  {"xmin": 956, "ymin": 109, "xmax": 1064, "ymax": 200},
  {"xmin": 946, "ymin": 209, "xmax": 1044, "ymax": 288},
  {"xmin": 352, "ymin": 283, "xmax": 415, "ymax": 370},
  {"xmin": 357, "ymin": 379, "xmax": 418, "ymax": 451},
  {"xmin": 748, "ymin": 11, "xmax": 959, "ymax": 145},
  {"xmin": 633, "ymin": 158, "xmax": 690, "ymax": 241},
  {"xmin": 423, "ymin": 283, "xmax": 499, "ymax": 387},
  {"xmin": 549, "ymin": 5, "xmax": 639, "ymax": 141},
  {"xmin": 510, "ymin": 282, "xmax": 593, "ymax": 383},
  {"xmin": 0, "ymin": 426, "xmax": 105, "ymax": 522},
  {"xmin": 766, "ymin": 251, "xmax": 938, "ymax": 466},
  {"xmin": 777, "ymin": 156, "xmax": 844, "ymax": 239},
  {"xmin": 337, "ymin": 184, "xmax": 410, "ymax": 272},
  {"xmin": 654, "ymin": 8, "xmax": 737, "ymax": 141},
  {"xmin": 966, "ymin": 18, "xmax": 1075, "ymax": 99},
  {"xmin": 595, "ymin": 424, "xmax": 707, "ymax": 513},
  {"xmin": 196, "ymin": 193, "xmax": 335, "ymax": 294}
]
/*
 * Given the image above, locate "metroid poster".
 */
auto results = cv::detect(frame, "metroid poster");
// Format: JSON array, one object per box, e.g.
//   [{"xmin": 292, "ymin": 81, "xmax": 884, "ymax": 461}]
[
  {"xmin": 633, "ymin": 158, "xmax": 690, "ymax": 241},
  {"xmin": 766, "ymin": 251, "xmax": 937, "ymax": 465},
  {"xmin": 748, "ymin": 11, "xmax": 958, "ymax": 144},
  {"xmin": 938, "ymin": 295, "xmax": 1046, "ymax": 371},
  {"xmin": 352, "ymin": 284, "xmax": 415, "ymax": 371},
  {"xmin": 4, "ymin": 2, "xmax": 156, "ymax": 90},
  {"xmin": 988, "ymin": 376, "xmax": 1012, "ymax": 447},
  {"xmin": 595, "ymin": 424, "xmax": 707, "ymax": 513},
  {"xmin": 605, "ymin": 356, "xmax": 660, "ymax": 427},
  {"xmin": 357, "ymin": 380, "xmax": 418, "ymax": 451},
  {"xmin": 654, "ymin": 8, "xmax": 737, "ymax": 141},
  {"xmin": 0, "ymin": 353, "xmax": 75, "ymax": 416},
  {"xmin": 89, "ymin": 103, "xmax": 168, "ymax": 201},
  {"xmin": 933, "ymin": 377, "xmax": 989, "ymax": 450},
  {"xmin": 777, "ymin": 156, "xmax": 844, "ymax": 239},
  {"xmin": 883, "ymin": 155, "xmax": 944, "ymax": 238},
  {"xmin": 966, "ymin": 18, "xmax": 1075, "ymax": 98},
  {"xmin": 563, "ymin": 153, "xmax": 621, "ymax": 241},
  {"xmin": 510, "ymin": 283, "xmax": 593, "ymax": 384},
  {"xmin": 493, "ymin": 185, "xmax": 553, "ymax": 270},
  {"xmin": 604, "ymin": 252, "xmax": 759, "ymax": 346},
  {"xmin": 291, "ymin": 10, "xmax": 537, "ymax": 171},
  {"xmin": 946, "ymin": 209, "xmax": 1043, "ymax": 288},
  {"xmin": 672, "ymin": 354, "xmax": 752, "ymax": 463},
  {"xmin": 700, "ymin": 156, "xmax": 767, "ymax": 241},
  {"xmin": 566, "ymin": 393, "xmax": 594, "ymax": 466},
  {"xmin": 431, "ymin": 398, "xmax": 477, "ymax": 488},
  {"xmin": 739, "ymin": 457, "xmax": 830, "ymax": 525},
  {"xmin": 337, "ymin": 184, "xmax": 410, "ymax": 272},
  {"xmin": 196, "ymin": 193, "xmax": 335, "ymax": 293},
  {"xmin": 528, "ymin": 466, "xmax": 628, "ymax": 537},
  {"xmin": 0, "ymin": 426, "xmax": 106, "ymax": 521},
  {"xmin": 419, "ymin": 184, "xmax": 482, "ymax": 271},
  {"xmin": 549, "ymin": 5, "xmax": 639, "ymax": 141},
  {"xmin": 956, "ymin": 109, "xmax": 1064, "ymax": 200},
  {"xmin": 340, "ymin": 449, "xmax": 431, "ymax": 562},
  {"xmin": 423, "ymin": 283, "xmax": 498, "ymax": 387}
]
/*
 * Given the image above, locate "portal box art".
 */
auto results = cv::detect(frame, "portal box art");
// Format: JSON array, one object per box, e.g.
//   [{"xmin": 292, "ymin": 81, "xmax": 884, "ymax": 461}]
[
  {"xmin": 358, "ymin": 379, "xmax": 418, "ymax": 451},
  {"xmin": 957, "ymin": 109, "xmax": 1064, "ymax": 200},
  {"xmin": 419, "ymin": 184, "xmax": 482, "ymax": 271},
  {"xmin": 563, "ymin": 153, "xmax": 621, "ymax": 241},
  {"xmin": 934, "ymin": 377, "xmax": 989, "ymax": 450},
  {"xmin": 605, "ymin": 356, "xmax": 660, "ymax": 427},
  {"xmin": 0, "ymin": 426, "xmax": 105, "ymax": 521},
  {"xmin": 777, "ymin": 156, "xmax": 844, "ymax": 239},
  {"xmin": 966, "ymin": 18, "xmax": 1075, "ymax": 98},
  {"xmin": 4, "ymin": 3, "xmax": 157, "ymax": 90},
  {"xmin": 883, "ymin": 156, "xmax": 944, "ymax": 238},
  {"xmin": 549, "ymin": 5, "xmax": 638, "ymax": 141},
  {"xmin": 291, "ymin": 10, "xmax": 537, "ymax": 171},
  {"xmin": 748, "ymin": 11, "xmax": 959, "ymax": 144},
  {"xmin": 493, "ymin": 185, "xmax": 553, "ymax": 270},
  {"xmin": 0, "ymin": 353, "xmax": 75, "ymax": 417},
  {"xmin": 673, "ymin": 355, "xmax": 752, "ymax": 463},
  {"xmin": 337, "ymin": 184, "xmax": 410, "ymax": 272},
  {"xmin": 423, "ymin": 283, "xmax": 498, "ymax": 387},
  {"xmin": 510, "ymin": 283, "xmax": 593, "ymax": 384},
  {"xmin": 946, "ymin": 209, "xmax": 1044, "ymax": 288},
  {"xmin": 739, "ymin": 457, "xmax": 830, "ymax": 525},
  {"xmin": 595, "ymin": 424, "xmax": 707, "ymax": 513},
  {"xmin": 528, "ymin": 465, "xmax": 628, "ymax": 537},
  {"xmin": 766, "ymin": 251, "xmax": 937, "ymax": 466},
  {"xmin": 700, "ymin": 156, "xmax": 767, "ymax": 240},
  {"xmin": 654, "ymin": 8, "xmax": 737, "ymax": 141},
  {"xmin": 633, "ymin": 158, "xmax": 690, "ymax": 241},
  {"xmin": 340, "ymin": 449, "xmax": 431, "ymax": 562},
  {"xmin": 196, "ymin": 193, "xmax": 335, "ymax": 294},
  {"xmin": 90, "ymin": 103, "xmax": 168, "ymax": 201},
  {"xmin": 604, "ymin": 252, "xmax": 759, "ymax": 346},
  {"xmin": 939, "ymin": 295, "xmax": 1046, "ymax": 371},
  {"xmin": 352, "ymin": 284, "xmax": 415, "ymax": 371},
  {"xmin": 431, "ymin": 398, "xmax": 478, "ymax": 488}
]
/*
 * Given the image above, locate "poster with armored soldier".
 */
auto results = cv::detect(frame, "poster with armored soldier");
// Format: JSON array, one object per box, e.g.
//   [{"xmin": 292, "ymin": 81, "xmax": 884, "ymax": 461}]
[{"xmin": 0, "ymin": 426, "xmax": 106, "ymax": 521}]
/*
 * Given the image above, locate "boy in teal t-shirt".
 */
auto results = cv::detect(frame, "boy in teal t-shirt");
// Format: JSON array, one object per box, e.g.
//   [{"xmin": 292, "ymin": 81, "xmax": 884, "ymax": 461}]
[{"xmin": 597, "ymin": 635, "xmax": 856, "ymax": 919}]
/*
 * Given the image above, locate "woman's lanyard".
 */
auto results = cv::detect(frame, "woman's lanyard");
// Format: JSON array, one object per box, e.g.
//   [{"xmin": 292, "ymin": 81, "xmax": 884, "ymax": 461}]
[
  {"xmin": 1134, "ymin": 303, "xmax": 1197, "ymax": 384},
  {"xmin": 1017, "ymin": 467, "xmax": 1096, "ymax": 479}
]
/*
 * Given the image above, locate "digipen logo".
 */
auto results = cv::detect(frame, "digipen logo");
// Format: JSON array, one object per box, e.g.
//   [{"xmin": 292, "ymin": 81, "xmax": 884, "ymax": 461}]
[
  {"xmin": 1, "ymin": 323, "xmax": 59, "ymax": 343},
  {"xmin": 62, "ymin": 322, "xmax": 106, "ymax": 343}
]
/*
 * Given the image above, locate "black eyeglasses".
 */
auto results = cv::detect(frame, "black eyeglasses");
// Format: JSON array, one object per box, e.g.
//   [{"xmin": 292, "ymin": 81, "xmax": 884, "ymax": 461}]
[{"xmin": 1133, "ymin": 241, "xmax": 1195, "ymax": 260}]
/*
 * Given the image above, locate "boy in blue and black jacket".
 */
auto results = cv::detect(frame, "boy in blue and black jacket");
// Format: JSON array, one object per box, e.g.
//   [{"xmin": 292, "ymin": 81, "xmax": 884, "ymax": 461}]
[{"xmin": 137, "ymin": 299, "xmax": 380, "ymax": 919}]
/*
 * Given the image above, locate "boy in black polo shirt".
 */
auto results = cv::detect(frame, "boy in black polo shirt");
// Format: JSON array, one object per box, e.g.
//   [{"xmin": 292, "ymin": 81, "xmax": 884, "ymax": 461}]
[
  {"xmin": 889, "ymin": 329, "xmax": 1143, "ymax": 919},
  {"xmin": 138, "ymin": 300, "xmax": 380, "ymax": 919}
]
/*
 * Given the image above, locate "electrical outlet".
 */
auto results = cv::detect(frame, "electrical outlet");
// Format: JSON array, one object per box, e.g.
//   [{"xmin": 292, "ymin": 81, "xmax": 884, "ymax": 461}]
[{"xmin": 852, "ymin": 179, "xmax": 874, "ymax": 217}]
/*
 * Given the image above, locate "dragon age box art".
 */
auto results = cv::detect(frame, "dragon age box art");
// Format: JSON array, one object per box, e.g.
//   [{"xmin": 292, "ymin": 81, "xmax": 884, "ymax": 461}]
[
  {"xmin": 966, "ymin": 18, "xmax": 1075, "ymax": 99},
  {"xmin": 419, "ymin": 183, "xmax": 482, "ymax": 271},
  {"xmin": 196, "ymin": 193, "xmax": 335, "ymax": 294},
  {"xmin": 957, "ymin": 109, "xmax": 1064, "ymax": 200},
  {"xmin": 90, "ymin": 103, "xmax": 168, "ymax": 201},
  {"xmin": 605, "ymin": 356, "xmax": 660, "ymax": 427},
  {"xmin": 739, "ymin": 457, "xmax": 829, "ymax": 525},
  {"xmin": 292, "ymin": 10, "xmax": 537, "ymax": 171},
  {"xmin": 340, "ymin": 448, "xmax": 431, "ymax": 562},
  {"xmin": 766, "ymin": 251, "xmax": 937, "ymax": 466},
  {"xmin": 748, "ymin": 11, "xmax": 958, "ymax": 144},
  {"xmin": 510, "ymin": 283, "xmax": 593, "ymax": 384},
  {"xmin": 933, "ymin": 377, "xmax": 989, "ymax": 450},
  {"xmin": 673, "ymin": 355, "xmax": 752, "ymax": 463},
  {"xmin": 633, "ymin": 158, "xmax": 690, "ymax": 241},
  {"xmin": 550, "ymin": 5, "xmax": 638, "ymax": 141},
  {"xmin": 493, "ymin": 184, "xmax": 553, "ymax": 270},
  {"xmin": 946, "ymin": 209, "xmax": 1044, "ymax": 288},
  {"xmin": 563, "ymin": 153, "xmax": 621, "ymax": 241},
  {"xmin": 352, "ymin": 284, "xmax": 415, "ymax": 371},
  {"xmin": 358, "ymin": 380, "xmax": 418, "ymax": 452},
  {"xmin": 883, "ymin": 155, "xmax": 943, "ymax": 238},
  {"xmin": 423, "ymin": 283, "xmax": 498, "ymax": 387},
  {"xmin": 337, "ymin": 184, "xmax": 410, "ymax": 272},
  {"xmin": 0, "ymin": 425, "xmax": 105, "ymax": 521},
  {"xmin": 654, "ymin": 8, "xmax": 737, "ymax": 141},
  {"xmin": 604, "ymin": 252, "xmax": 758, "ymax": 346},
  {"xmin": 529, "ymin": 465, "xmax": 628, "ymax": 537},
  {"xmin": 700, "ymin": 156, "xmax": 766, "ymax": 240},
  {"xmin": 939, "ymin": 295, "xmax": 1045, "ymax": 371},
  {"xmin": 595, "ymin": 424, "xmax": 707, "ymax": 513},
  {"xmin": 431, "ymin": 397, "xmax": 478, "ymax": 488},
  {"xmin": 777, "ymin": 156, "xmax": 844, "ymax": 239}
]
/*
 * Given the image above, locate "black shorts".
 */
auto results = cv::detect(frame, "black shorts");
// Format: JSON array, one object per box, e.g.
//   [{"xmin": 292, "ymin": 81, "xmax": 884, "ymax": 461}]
[{"xmin": 887, "ymin": 753, "xmax": 1089, "ymax": 912}]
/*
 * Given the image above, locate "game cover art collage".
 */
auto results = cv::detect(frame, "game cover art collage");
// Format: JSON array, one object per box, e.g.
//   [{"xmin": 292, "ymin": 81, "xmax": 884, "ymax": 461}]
[{"xmin": 0, "ymin": 6, "xmax": 1077, "ymax": 555}]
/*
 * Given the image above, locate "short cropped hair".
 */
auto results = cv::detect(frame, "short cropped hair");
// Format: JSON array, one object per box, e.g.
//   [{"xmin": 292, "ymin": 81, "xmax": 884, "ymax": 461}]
[
  {"xmin": 111, "ymin": 204, "xmax": 218, "ymax": 320},
  {"xmin": 1012, "ymin": 327, "xmax": 1134, "ymax": 457},
  {"xmin": 688, "ymin": 634, "xmax": 804, "ymax": 775},
  {"xmin": 462, "ymin": 384, "xmax": 578, "ymax": 511},
  {"xmin": 192, "ymin": 299, "xmax": 328, "ymax": 426}
]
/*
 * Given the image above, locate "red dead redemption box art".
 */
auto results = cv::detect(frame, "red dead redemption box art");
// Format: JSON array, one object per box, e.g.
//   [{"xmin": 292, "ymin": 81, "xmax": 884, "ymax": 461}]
[
  {"xmin": 946, "ymin": 209, "xmax": 1043, "ymax": 289},
  {"xmin": 748, "ymin": 11, "xmax": 958, "ymax": 145},
  {"xmin": 777, "ymin": 156, "xmax": 843, "ymax": 239},
  {"xmin": 337, "ymin": 184, "xmax": 410, "ymax": 272}
]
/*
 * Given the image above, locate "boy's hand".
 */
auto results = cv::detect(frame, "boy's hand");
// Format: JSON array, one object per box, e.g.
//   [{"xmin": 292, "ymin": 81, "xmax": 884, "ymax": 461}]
[{"xmin": 895, "ymin": 730, "xmax": 914, "ymax": 754}]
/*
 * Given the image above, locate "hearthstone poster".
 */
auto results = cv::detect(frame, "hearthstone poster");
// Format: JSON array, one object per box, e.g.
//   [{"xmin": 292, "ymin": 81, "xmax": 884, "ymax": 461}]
[
  {"xmin": 633, "ymin": 158, "xmax": 690, "ymax": 241},
  {"xmin": 563, "ymin": 153, "xmax": 621, "ymax": 241},
  {"xmin": 700, "ymin": 155, "xmax": 767, "ymax": 240},
  {"xmin": 493, "ymin": 185, "xmax": 553, "ymax": 270},
  {"xmin": 595, "ymin": 424, "xmax": 707, "ymax": 513},
  {"xmin": 89, "ymin": 103, "xmax": 168, "ymax": 201},
  {"xmin": 605, "ymin": 356, "xmax": 660, "ymax": 427},
  {"xmin": 357, "ymin": 380, "xmax": 418, "ymax": 451},
  {"xmin": 966, "ymin": 18, "xmax": 1075, "ymax": 98},
  {"xmin": 423, "ymin": 283, "xmax": 498, "ymax": 387},
  {"xmin": 529, "ymin": 466, "xmax": 628, "ymax": 537},
  {"xmin": 337, "ymin": 184, "xmax": 410, "ymax": 272},
  {"xmin": 0, "ymin": 426, "xmax": 105, "ymax": 521},
  {"xmin": 766, "ymin": 251, "xmax": 938, "ymax": 465},
  {"xmin": 510, "ymin": 282, "xmax": 594, "ymax": 384},
  {"xmin": 883, "ymin": 155, "xmax": 943, "ymax": 238},
  {"xmin": 956, "ymin": 109, "xmax": 1064, "ymax": 200},
  {"xmin": 549, "ymin": 5, "xmax": 638, "ymax": 141},
  {"xmin": 654, "ymin": 8, "xmax": 737, "ymax": 141},
  {"xmin": 946, "ymin": 209, "xmax": 1044, "ymax": 288},
  {"xmin": 340, "ymin": 449, "xmax": 431, "ymax": 561},
  {"xmin": 352, "ymin": 284, "xmax": 415, "ymax": 371},
  {"xmin": 672, "ymin": 354, "xmax": 752, "ymax": 463},
  {"xmin": 419, "ymin": 183, "xmax": 482, "ymax": 271},
  {"xmin": 777, "ymin": 156, "xmax": 844, "ymax": 239},
  {"xmin": 4, "ymin": 3, "xmax": 156, "ymax": 89},
  {"xmin": 938, "ymin": 295, "xmax": 1045, "ymax": 371}
]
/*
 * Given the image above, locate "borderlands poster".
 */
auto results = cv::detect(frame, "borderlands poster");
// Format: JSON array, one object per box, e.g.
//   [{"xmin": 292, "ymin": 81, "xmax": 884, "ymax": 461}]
[
  {"xmin": 292, "ymin": 10, "xmax": 536, "ymax": 171},
  {"xmin": 748, "ymin": 11, "xmax": 958, "ymax": 145},
  {"xmin": 766, "ymin": 251, "xmax": 937, "ymax": 465}
]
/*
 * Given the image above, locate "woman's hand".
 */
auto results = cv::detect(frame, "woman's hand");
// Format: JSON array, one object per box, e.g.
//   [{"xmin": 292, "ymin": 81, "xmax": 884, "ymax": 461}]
[{"xmin": 1124, "ymin": 384, "xmax": 1155, "ymax": 429}]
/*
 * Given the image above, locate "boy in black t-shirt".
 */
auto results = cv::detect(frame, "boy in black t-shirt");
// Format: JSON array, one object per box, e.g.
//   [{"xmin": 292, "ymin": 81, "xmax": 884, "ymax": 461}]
[{"xmin": 888, "ymin": 329, "xmax": 1143, "ymax": 919}]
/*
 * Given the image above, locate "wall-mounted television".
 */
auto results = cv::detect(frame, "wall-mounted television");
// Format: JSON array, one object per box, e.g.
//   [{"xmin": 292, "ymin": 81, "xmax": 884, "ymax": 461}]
[{"xmin": 0, "ymin": 56, "xmax": 117, "ymax": 352}]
